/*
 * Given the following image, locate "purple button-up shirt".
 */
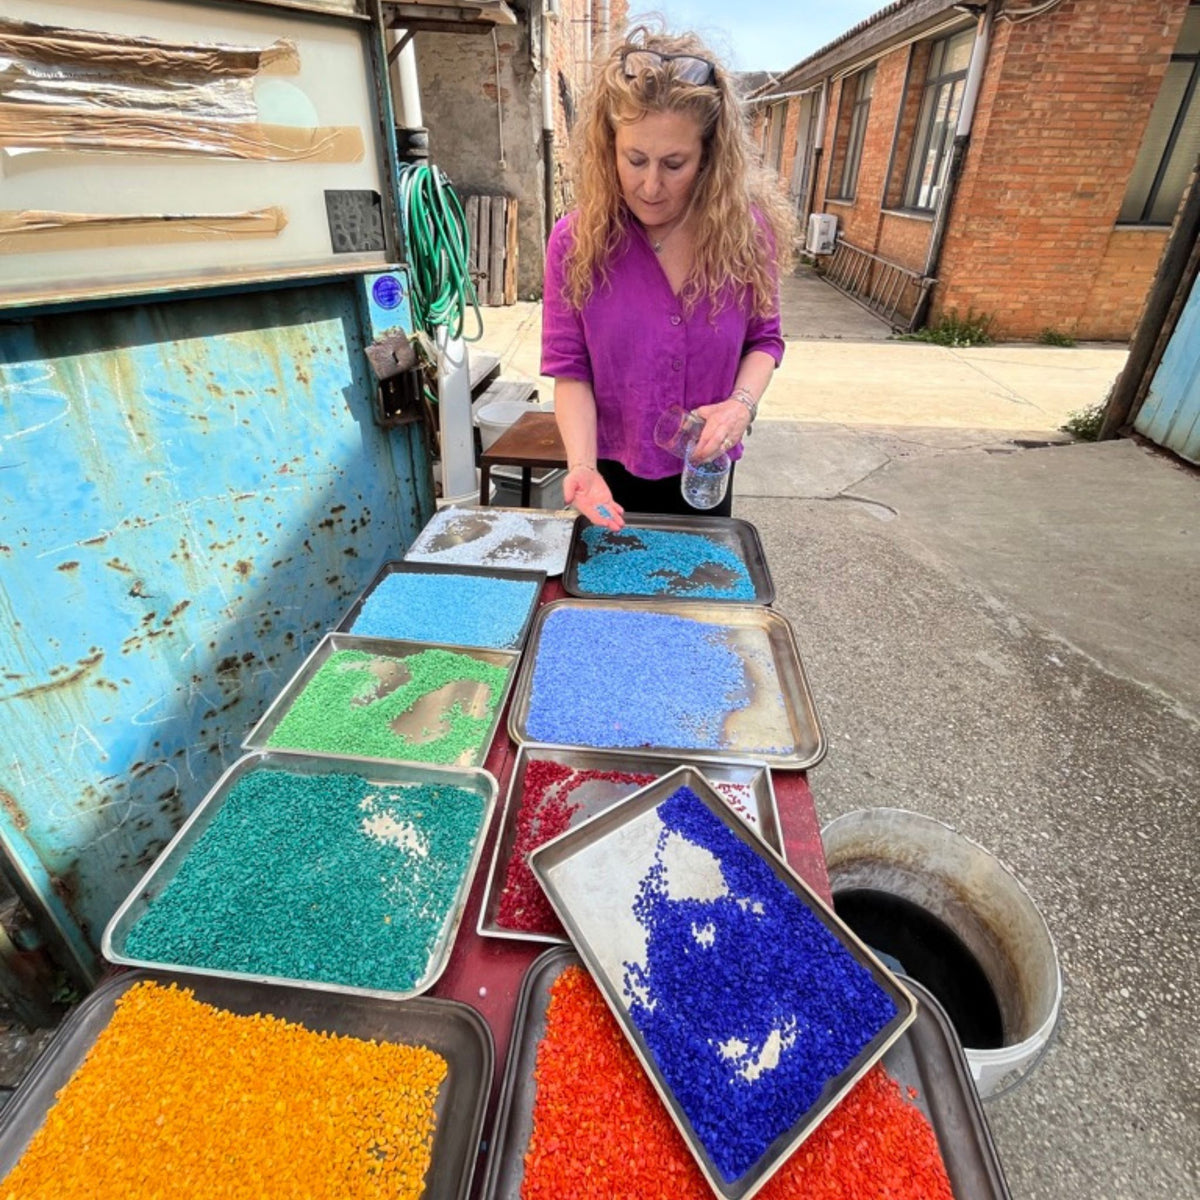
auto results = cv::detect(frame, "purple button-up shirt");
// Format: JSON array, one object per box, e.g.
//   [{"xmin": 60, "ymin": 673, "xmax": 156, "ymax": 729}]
[{"xmin": 541, "ymin": 212, "xmax": 785, "ymax": 480}]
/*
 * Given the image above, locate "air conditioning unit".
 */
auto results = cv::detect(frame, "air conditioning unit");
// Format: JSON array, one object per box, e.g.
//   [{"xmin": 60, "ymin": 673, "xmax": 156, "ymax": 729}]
[{"xmin": 805, "ymin": 212, "xmax": 838, "ymax": 255}]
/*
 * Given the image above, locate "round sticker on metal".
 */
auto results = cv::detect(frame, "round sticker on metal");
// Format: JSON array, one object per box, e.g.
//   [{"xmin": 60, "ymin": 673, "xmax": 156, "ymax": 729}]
[{"xmin": 372, "ymin": 274, "xmax": 404, "ymax": 310}]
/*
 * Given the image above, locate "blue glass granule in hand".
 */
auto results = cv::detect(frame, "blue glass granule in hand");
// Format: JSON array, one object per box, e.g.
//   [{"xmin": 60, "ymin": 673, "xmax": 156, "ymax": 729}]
[{"xmin": 622, "ymin": 786, "xmax": 898, "ymax": 1183}]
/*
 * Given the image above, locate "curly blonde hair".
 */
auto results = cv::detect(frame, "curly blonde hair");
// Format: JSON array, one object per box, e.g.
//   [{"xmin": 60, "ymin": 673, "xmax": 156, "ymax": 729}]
[{"xmin": 563, "ymin": 25, "xmax": 792, "ymax": 318}]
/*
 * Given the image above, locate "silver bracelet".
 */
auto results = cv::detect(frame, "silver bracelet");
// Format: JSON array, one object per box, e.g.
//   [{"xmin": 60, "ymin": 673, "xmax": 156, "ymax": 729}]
[{"xmin": 730, "ymin": 388, "xmax": 758, "ymax": 423}]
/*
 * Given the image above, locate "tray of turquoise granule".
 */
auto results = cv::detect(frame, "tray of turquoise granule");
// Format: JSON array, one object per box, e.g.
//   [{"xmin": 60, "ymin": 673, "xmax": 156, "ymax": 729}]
[
  {"xmin": 336, "ymin": 560, "xmax": 546, "ymax": 651},
  {"xmin": 508, "ymin": 600, "xmax": 825, "ymax": 768},
  {"xmin": 562, "ymin": 514, "xmax": 774, "ymax": 604},
  {"xmin": 102, "ymin": 752, "xmax": 498, "ymax": 1000},
  {"xmin": 243, "ymin": 633, "xmax": 519, "ymax": 769}
]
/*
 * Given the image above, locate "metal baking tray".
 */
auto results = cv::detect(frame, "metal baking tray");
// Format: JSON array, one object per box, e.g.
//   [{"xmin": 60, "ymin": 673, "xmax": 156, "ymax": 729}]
[
  {"xmin": 477, "ymin": 745, "xmax": 782, "ymax": 944},
  {"xmin": 482, "ymin": 946, "xmax": 1011, "ymax": 1200},
  {"xmin": 528, "ymin": 767, "xmax": 916, "ymax": 1200},
  {"xmin": 404, "ymin": 505, "xmax": 575, "ymax": 576},
  {"xmin": 562, "ymin": 513, "xmax": 775, "ymax": 605},
  {"xmin": 103, "ymin": 752, "xmax": 497, "ymax": 1002},
  {"xmin": 0, "ymin": 969, "xmax": 493, "ymax": 1200},
  {"xmin": 243, "ymin": 632, "xmax": 519, "ymax": 770},
  {"xmin": 508, "ymin": 599, "xmax": 825, "ymax": 769},
  {"xmin": 336, "ymin": 559, "xmax": 546, "ymax": 651}
]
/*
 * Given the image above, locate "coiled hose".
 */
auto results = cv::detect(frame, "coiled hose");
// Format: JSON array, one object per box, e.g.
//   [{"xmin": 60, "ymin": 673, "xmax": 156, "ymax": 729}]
[{"xmin": 396, "ymin": 162, "xmax": 484, "ymax": 342}]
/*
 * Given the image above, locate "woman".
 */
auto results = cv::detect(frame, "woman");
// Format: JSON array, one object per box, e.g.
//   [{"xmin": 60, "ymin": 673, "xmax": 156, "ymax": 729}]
[{"xmin": 542, "ymin": 27, "xmax": 789, "ymax": 531}]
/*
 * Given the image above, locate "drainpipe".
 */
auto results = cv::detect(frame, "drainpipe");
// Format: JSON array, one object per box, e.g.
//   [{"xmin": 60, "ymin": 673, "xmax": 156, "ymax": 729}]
[
  {"xmin": 388, "ymin": 31, "xmax": 427, "ymax": 161},
  {"xmin": 597, "ymin": 0, "xmax": 610, "ymax": 55},
  {"xmin": 911, "ymin": 2, "xmax": 992, "ymax": 329},
  {"xmin": 542, "ymin": 0, "xmax": 559, "ymax": 241},
  {"xmin": 583, "ymin": 0, "xmax": 592, "ymax": 71},
  {"xmin": 806, "ymin": 79, "xmax": 829, "ymax": 226}
]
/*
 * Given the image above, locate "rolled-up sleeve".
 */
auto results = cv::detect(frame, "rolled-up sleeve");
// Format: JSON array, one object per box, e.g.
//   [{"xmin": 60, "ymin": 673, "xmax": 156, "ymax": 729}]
[
  {"xmin": 541, "ymin": 217, "xmax": 593, "ymax": 382},
  {"xmin": 744, "ymin": 307, "xmax": 785, "ymax": 366}
]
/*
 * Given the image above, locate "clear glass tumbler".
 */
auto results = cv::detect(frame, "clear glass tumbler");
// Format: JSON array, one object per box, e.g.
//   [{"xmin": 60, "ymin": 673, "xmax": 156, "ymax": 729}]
[{"xmin": 681, "ymin": 445, "xmax": 731, "ymax": 510}]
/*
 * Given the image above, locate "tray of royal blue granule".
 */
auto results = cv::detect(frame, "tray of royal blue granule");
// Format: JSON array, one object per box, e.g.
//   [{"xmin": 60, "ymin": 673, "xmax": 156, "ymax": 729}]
[
  {"xmin": 528, "ymin": 767, "xmax": 916, "ymax": 1200},
  {"xmin": 507, "ymin": 600, "xmax": 825, "ymax": 768},
  {"xmin": 336, "ymin": 560, "xmax": 545, "ymax": 651},
  {"xmin": 562, "ymin": 513, "xmax": 774, "ymax": 604},
  {"xmin": 102, "ymin": 752, "xmax": 498, "ymax": 1001}
]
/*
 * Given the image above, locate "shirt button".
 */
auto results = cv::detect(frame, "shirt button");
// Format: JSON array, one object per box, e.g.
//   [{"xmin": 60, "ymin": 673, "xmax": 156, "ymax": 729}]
[
  {"xmin": 672, "ymin": 358, "xmax": 682, "ymax": 371},
  {"xmin": 670, "ymin": 314, "xmax": 682, "ymax": 326}
]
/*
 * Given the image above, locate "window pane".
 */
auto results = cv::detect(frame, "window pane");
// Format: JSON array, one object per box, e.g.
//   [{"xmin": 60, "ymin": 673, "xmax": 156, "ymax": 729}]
[
  {"xmin": 1151, "ymin": 78, "xmax": 1200, "ymax": 222},
  {"xmin": 1176, "ymin": 5, "xmax": 1200, "ymax": 55},
  {"xmin": 904, "ymin": 86, "xmax": 938, "ymax": 203},
  {"xmin": 1121, "ymin": 61, "xmax": 1192, "ymax": 221},
  {"xmin": 942, "ymin": 28, "xmax": 975, "ymax": 76}
]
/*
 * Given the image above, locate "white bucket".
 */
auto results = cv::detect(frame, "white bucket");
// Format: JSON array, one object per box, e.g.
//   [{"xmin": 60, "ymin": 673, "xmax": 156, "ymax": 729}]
[
  {"xmin": 476, "ymin": 399, "xmax": 545, "ymax": 450},
  {"xmin": 821, "ymin": 808, "xmax": 1062, "ymax": 1099}
]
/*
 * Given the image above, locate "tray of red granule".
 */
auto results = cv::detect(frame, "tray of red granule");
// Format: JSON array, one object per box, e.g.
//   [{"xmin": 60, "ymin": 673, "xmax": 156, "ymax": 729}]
[
  {"xmin": 528, "ymin": 767, "xmax": 917, "ymax": 1199},
  {"xmin": 476, "ymin": 745, "xmax": 783, "ymax": 943},
  {"xmin": 0, "ymin": 972, "xmax": 492, "ymax": 1200},
  {"xmin": 482, "ymin": 946, "xmax": 1011, "ymax": 1200}
]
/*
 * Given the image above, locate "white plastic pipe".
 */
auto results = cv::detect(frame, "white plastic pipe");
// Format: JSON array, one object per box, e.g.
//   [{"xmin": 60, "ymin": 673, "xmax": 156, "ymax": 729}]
[
  {"xmin": 435, "ymin": 328, "xmax": 478, "ymax": 501},
  {"xmin": 956, "ymin": 5, "xmax": 993, "ymax": 137},
  {"xmin": 387, "ymin": 31, "xmax": 423, "ymax": 130}
]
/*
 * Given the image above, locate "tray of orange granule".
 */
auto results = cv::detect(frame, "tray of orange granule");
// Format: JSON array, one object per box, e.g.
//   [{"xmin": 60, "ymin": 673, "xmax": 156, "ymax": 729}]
[{"xmin": 0, "ymin": 972, "xmax": 492, "ymax": 1200}]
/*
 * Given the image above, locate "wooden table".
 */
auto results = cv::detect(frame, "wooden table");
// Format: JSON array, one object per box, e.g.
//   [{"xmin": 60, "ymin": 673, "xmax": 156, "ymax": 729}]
[{"xmin": 478, "ymin": 411, "xmax": 567, "ymax": 507}]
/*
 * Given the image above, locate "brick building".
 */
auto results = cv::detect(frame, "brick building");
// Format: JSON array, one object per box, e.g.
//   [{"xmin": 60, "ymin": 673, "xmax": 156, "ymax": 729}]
[{"xmin": 749, "ymin": 0, "xmax": 1198, "ymax": 341}]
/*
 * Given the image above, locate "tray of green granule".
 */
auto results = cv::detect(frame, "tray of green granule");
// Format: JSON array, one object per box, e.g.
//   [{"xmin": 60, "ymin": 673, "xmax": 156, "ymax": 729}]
[
  {"xmin": 243, "ymin": 633, "xmax": 520, "ymax": 769},
  {"xmin": 103, "ymin": 753, "xmax": 498, "ymax": 1000}
]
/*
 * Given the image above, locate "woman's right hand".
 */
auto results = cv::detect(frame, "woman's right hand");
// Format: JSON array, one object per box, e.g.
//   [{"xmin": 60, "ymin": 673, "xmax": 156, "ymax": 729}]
[{"xmin": 564, "ymin": 464, "xmax": 625, "ymax": 531}]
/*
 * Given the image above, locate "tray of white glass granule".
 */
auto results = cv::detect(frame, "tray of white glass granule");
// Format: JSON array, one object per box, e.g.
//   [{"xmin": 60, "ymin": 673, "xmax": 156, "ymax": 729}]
[
  {"xmin": 243, "ymin": 633, "xmax": 519, "ymax": 769},
  {"xmin": 562, "ymin": 513, "xmax": 775, "ymax": 604},
  {"xmin": 404, "ymin": 506, "xmax": 575, "ymax": 576},
  {"xmin": 507, "ymin": 600, "xmax": 825, "ymax": 769}
]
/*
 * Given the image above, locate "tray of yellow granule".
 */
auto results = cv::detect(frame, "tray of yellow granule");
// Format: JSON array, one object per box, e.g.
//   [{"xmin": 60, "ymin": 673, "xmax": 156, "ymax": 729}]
[{"xmin": 0, "ymin": 974, "xmax": 492, "ymax": 1200}]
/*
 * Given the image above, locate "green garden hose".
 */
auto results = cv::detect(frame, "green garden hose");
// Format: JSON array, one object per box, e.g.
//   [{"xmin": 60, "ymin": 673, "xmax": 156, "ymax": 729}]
[{"xmin": 396, "ymin": 163, "xmax": 484, "ymax": 342}]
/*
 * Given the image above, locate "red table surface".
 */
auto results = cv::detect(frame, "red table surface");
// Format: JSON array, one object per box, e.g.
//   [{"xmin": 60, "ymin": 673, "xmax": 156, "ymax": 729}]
[{"xmin": 429, "ymin": 580, "xmax": 830, "ymax": 1196}]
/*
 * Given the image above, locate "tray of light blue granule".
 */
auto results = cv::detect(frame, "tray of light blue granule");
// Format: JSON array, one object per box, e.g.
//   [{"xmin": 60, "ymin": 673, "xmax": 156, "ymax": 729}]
[
  {"xmin": 337, "ymin": 561, "xmax": 545, "ymax": 650},
  {"xmin": 529, "ymin": 767, "xmax": 915, "ymax": 1200},
  {"xmin": 508, "ymin": 600, "xmax": 825, "ymax": 768},
  {"xmin": 563, "ymin": 514, "xmax": 774, "ymax": 604},
  {"xmin": 103, "ymin": 752, "xmax": 497, "ymax": 1002}
]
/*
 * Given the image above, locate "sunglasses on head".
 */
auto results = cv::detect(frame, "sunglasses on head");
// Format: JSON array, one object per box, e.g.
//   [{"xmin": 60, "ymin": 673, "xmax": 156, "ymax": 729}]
[{"xmin": 620, "ymin": 49, "xmax": 717, "ymax": 87}]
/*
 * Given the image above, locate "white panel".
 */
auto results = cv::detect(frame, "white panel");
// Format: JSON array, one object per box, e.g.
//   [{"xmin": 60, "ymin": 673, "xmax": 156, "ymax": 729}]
[{"xmin": 0, "ymin": 0, "xmax": 389, "ymax": 304}]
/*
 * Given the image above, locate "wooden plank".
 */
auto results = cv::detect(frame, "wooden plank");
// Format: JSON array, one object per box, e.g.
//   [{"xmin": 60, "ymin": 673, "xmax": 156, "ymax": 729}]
[
  {"xmin": 475, "ymin": 196, "xmax": 491, "ymax": 297},
  {"xmin": 488, "ymin": 196, "xmax": 505, "ymax": 307},
  {"xmin": 503, "ymin": 197, "xmax": 518, "ymax": 305},
  {"xmin": 465, "ymin": 194, "xmax": 480, "ymax": 279}
]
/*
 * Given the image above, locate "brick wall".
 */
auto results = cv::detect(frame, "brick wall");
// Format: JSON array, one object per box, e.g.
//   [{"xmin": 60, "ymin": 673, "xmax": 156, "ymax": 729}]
[{"xmin": 935, "ymin": 0, "xmax": 1188, "ymax": 340}]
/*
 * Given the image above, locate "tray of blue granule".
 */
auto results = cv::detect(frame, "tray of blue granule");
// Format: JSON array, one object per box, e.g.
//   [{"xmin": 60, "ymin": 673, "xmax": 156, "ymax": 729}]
[
  {"xmin": 529, "ymin": 767, "xmax": 916, "ymax": 1200},
  {"xmin": 103, "ymin": 753, "xmax": 497, "ymax": 1001},
  {"xmin": 563, "ymin": 513, "xmax": 774, "ymax": 604},
  {"xmin": 508, "ymin": 600, "xmax": 825, "ymax": 769},
  {"xmin": 337, "ymin": 560, "xmax": 545, "ymax": 650}
]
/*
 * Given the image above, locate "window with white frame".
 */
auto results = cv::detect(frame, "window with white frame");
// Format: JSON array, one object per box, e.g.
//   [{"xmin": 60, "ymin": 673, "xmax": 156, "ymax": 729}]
[
  {"xmin": 902, "ymin": 27, "xmax": 975, "ymax": 211},
  {"xmin": 1120, "ymin": 3, "xmax": 1200, "ymax": 225},
  {"xmin": 835, "ymin": 66, "xmax": 875, "ymax": 200}
]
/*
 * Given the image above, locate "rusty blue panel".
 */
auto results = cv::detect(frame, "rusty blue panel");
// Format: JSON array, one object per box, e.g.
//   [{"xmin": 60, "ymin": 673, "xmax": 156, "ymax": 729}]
[
  {"xmin": 1137, "ymin": 275, "xmax": 1200, "ymax": 464},
  {"xmin": 0, "ymin": 280, "xmax": 434, "ymax": 980}
]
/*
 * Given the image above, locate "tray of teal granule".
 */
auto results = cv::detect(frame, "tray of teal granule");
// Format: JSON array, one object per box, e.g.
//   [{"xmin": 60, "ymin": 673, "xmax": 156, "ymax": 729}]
[
  {"xmin": 336, "ymin": 561, "xmax": 545, "ymax": 650},
  {"xmin": 243, "ymin": 633, "xmax": 519, "ymax": 768},
  {"xmin": 563, "ymin": 513, "xmax": 774, "ymax": 604},
  {"xmin": 102, "ymin": 752, "xmax": 497, "ymax": 1000},
  {"xmin": 508, "ymin": 600, "xmax": 825, "ymax": 768},
  {"xmin": 529, "ymin": 767, "xmax": 916, "ymax": 1199}
]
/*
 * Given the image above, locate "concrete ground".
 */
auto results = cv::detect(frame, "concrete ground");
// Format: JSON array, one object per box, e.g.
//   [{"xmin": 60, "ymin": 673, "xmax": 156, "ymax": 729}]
[{"xmin": 477, "ymin": 281, "xmax": 1200, "ymax": 1199}]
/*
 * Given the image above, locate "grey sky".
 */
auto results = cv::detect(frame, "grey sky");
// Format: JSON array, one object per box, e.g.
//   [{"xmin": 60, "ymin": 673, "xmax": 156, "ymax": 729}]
[{"xmin": 639, "ymin": 0, "xmax": 886, "ymax": 72}]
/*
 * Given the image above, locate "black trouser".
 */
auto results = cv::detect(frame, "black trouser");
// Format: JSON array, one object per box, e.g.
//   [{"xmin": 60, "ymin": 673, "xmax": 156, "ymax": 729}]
[{"xmin": 599, "ymin": 458, "xmax": 735, "ymax": 519}]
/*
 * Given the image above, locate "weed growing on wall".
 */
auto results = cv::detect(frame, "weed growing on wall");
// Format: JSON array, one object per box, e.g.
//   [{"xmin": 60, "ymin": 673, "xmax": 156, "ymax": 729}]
[
  {"xmin": 906, "ymin": 309, "xmax": 995, "ymax": 348},
  {"xmin": 1039, "ymin": 327, "xmax": 1077, "ymax": 347},
  {"xmin": 1061, "ymin": 402, "xmax": 1106, "ymax": 441}
]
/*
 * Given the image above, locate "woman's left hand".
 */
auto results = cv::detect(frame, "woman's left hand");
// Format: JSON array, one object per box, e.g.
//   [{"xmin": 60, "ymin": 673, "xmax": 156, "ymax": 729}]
[{"xmin": 690, "ymin": 398, "xmax": 752, "ymax": 463}]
